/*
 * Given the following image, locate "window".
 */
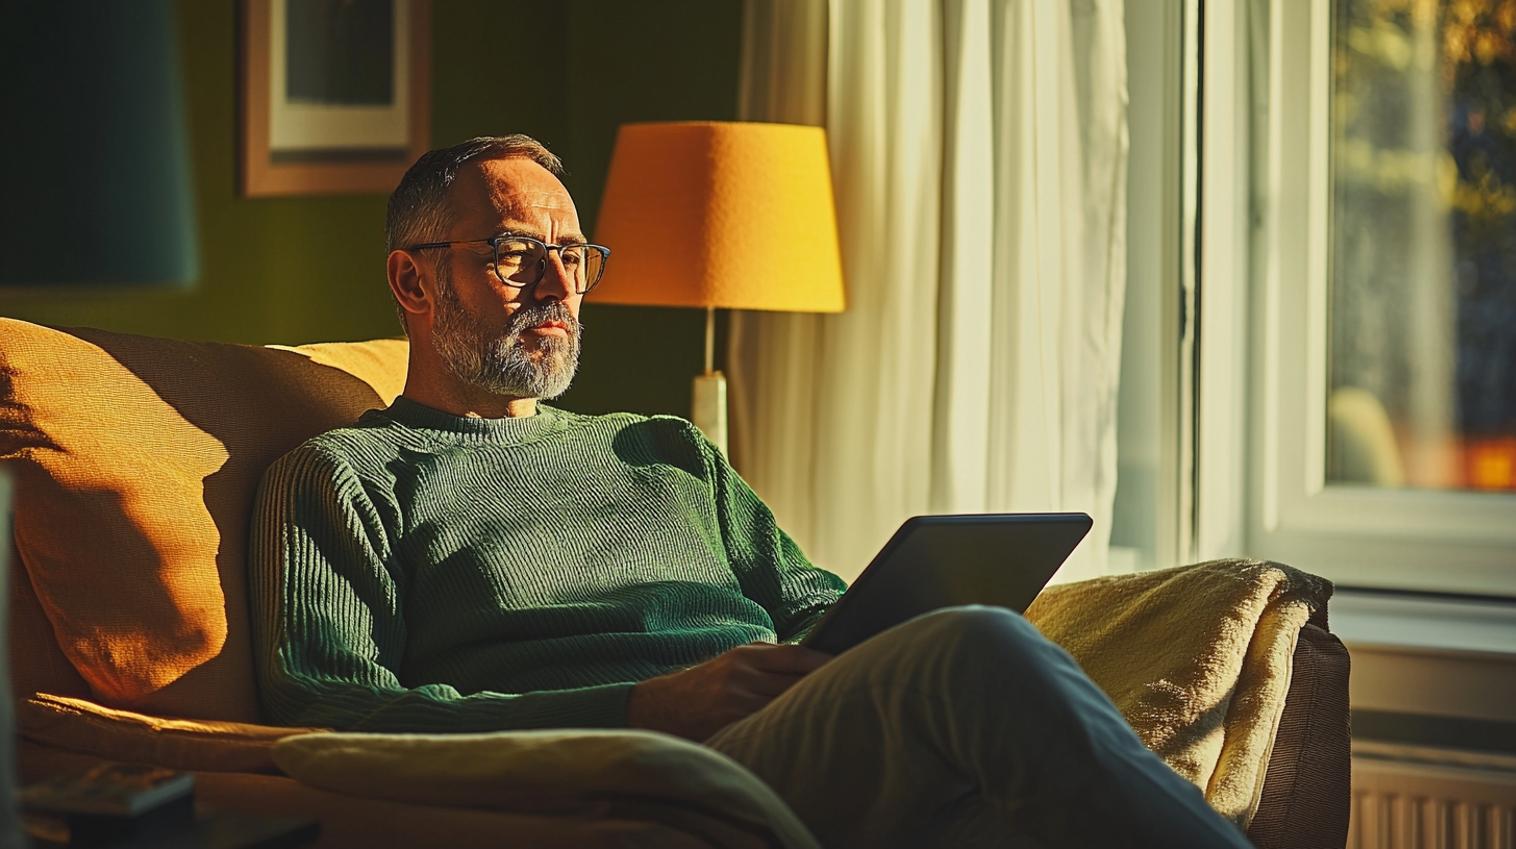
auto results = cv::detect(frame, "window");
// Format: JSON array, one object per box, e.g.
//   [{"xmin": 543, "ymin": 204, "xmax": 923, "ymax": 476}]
[
  {"xmin": 1328, "ymin": 0, "xmax": 1516, "ymax": 495},
  {"xmin": 1202, "ymin": 0, "xmax": 1516, "ymax": 596}
]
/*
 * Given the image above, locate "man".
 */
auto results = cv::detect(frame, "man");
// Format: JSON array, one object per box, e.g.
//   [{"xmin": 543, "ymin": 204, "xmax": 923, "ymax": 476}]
[{"xmin": 250, "ymin": 135, "xmax": 1251, "ymax": 848}]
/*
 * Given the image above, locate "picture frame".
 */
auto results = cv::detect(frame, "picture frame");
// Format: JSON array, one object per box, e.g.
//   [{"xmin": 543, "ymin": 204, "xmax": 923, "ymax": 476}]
[{"xmin": 240, "ymin": 0, "xmax": 430, "ymax": 197}]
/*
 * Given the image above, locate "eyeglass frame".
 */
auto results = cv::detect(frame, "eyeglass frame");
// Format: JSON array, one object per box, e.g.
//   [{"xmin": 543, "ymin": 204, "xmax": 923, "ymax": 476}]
[{"xmin": 403, "ymin": 232, "xmax": 612, "ymax": 294}]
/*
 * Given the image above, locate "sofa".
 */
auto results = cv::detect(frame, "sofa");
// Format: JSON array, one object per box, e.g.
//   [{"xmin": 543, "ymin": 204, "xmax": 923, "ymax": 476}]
[{"xmin": 1, "ymin": 317, "xmax": 1351, "ymax": 848}]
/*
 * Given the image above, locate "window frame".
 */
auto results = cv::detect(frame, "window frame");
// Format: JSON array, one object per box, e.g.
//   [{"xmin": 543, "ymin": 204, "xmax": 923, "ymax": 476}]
[{"xmin": 1112, "ymin": 0, "xmax": 1194, "ymax": 575}]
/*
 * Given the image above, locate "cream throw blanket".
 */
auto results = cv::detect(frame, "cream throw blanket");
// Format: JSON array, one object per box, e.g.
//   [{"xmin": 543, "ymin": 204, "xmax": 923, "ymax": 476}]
[{"xmin": 1026, "ymin": 558, "xmax": 1333, "ymax": 827}]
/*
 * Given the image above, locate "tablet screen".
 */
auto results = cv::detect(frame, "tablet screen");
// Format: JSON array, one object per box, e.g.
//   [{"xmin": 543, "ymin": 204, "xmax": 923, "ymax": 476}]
[{"xmin": 801, "ymin": 512, "xmax": 1092, "ymax": 655}]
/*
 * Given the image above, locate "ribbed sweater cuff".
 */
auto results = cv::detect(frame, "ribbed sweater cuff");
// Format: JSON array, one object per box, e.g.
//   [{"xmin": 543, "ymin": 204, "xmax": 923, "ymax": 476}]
[{"xmin": 542, "ymin": 682, "xmax": 637, "ymax": 729}]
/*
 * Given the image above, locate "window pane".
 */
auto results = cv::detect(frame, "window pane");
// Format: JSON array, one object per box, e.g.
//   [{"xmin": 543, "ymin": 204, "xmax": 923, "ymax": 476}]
[{"xmin": 1329, "ymin": 0, "xmax": 1516, "ymax": 492}]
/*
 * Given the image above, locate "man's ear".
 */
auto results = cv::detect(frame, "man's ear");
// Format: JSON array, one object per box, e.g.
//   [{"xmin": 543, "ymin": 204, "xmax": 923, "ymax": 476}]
[{"xmin": 387, "ymin": 249, "xmax": 433, "ymax": 325}]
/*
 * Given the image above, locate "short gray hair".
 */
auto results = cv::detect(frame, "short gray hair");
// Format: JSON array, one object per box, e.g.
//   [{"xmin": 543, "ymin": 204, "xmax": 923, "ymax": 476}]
[
  {"xmin": 385, "ymin": 134, "xmax": 564, "ymax": 331},
  {"xmin": 386, "ymin": 134, "xmax": 564, "ymax": 253}
]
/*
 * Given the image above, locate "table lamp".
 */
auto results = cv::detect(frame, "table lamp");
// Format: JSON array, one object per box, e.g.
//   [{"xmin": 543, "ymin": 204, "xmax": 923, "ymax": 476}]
[{"xmin": 593, "ymin": 121, "xmax": 845, "ymax": 454}]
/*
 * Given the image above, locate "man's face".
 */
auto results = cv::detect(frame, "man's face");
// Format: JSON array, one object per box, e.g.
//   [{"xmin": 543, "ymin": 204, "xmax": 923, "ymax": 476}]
[{"xmin": 428, "ymin": 157, "xmax": 586, "ymax": 401}]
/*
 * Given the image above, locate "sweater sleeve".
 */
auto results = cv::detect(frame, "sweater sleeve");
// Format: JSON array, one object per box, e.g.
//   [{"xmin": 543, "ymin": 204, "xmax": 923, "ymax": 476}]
[
  {"xmin": 248, "ymin": 444, "xmax": 633, "ymax": 732},
  {"xmin": 698, "ymin": 431, "xmax": 846, "ymax": 642}
]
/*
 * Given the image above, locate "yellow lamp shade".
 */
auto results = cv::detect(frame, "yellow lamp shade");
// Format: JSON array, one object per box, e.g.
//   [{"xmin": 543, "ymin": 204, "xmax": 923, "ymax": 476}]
[{"xmin": 592, "ymin": 121, "xmax": 845, "ymax": 313}]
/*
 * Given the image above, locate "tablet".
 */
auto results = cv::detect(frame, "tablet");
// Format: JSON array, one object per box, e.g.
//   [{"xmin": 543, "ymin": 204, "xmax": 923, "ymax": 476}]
[{"xmin": 800, "ymin": 512, "xmax": 1093, "ymax": 654}]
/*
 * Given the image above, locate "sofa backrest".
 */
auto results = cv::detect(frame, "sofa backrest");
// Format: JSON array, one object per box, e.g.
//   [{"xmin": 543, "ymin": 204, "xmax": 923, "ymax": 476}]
[{"xmin": 0, "ymin": 318, "xmax": 407, "ymax": 721}]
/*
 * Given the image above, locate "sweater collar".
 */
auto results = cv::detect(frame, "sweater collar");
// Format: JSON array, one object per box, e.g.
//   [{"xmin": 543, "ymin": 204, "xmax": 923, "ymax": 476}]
[{"xmin": 378, "ymin": 395, "xmax": 566, "ymax": 443}]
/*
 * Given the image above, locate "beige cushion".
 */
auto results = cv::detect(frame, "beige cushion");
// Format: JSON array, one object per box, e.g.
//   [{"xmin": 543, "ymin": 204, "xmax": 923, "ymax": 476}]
[
  {"xmin": 0, "ymin": 318, "xmax": 407, "ymax": 720},
  {"xmin": 273, "ymin": 730, "xmax": 822, "ymax": 849},
  {"xmin": 17, "ymin": 693, "xmax": 321, "ymax": 774}
]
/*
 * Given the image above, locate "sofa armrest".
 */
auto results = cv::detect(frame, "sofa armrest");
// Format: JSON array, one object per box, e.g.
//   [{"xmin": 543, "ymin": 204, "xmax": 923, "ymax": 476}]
[
  {"xmin": 17, "ymin": 741, "xmax": 741, "ymax": 849},
  {"xmin": 1247, "ymin": 623, "xmax": 1352, "ymax": 849},
  {"xmin": 17, "ymin": 693, "xmax": 322, "ymax": 774},
  {"xmin": 17, "ymin": 697, "xmax": 822, "ymax": 849},
  {"xmin": 272, "ymin": 730, "xmax": 822, "ymax": 849}
]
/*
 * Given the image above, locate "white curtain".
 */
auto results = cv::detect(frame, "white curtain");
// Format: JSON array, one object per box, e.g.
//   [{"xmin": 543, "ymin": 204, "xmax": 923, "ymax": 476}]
[{"xmin": 730, "ymin": 0, "xmax": 1128, "ymax": 584}]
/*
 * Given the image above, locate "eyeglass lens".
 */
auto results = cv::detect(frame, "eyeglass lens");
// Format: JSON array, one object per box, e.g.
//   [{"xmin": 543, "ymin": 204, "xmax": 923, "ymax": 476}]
[{"xmin": 495, "ymin": 238, "xmax": 605, "ymax": 292}]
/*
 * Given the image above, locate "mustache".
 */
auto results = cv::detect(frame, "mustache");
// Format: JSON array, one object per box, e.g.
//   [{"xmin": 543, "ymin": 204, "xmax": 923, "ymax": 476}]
[{"xmin": 504, "ymin": 301, "xmax": 583, "ymax": 340}]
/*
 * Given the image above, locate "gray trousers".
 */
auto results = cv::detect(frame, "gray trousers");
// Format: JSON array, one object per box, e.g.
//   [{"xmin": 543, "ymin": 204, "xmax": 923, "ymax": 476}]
[{"xmin": 704, "ymin": 606, "xmax": 1254, "ymax": 849}]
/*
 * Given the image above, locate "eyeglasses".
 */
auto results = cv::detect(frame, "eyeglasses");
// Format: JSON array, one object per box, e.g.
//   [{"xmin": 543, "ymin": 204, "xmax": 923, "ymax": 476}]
[{"xmin": 405, "ymin": 233, "xmax": 611, "ymax": 294}]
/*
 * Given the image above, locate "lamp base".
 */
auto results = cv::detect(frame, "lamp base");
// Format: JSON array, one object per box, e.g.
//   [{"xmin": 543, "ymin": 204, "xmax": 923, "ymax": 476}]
[{"xmin": 692, "ymin": 371, "xmax": 728, "ymax": 455}]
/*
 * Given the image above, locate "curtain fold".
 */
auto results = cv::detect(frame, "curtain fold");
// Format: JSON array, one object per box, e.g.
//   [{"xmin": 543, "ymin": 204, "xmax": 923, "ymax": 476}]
[{"xmin": 732, "ymin": 0, "xmax": 1127, "ymax": 584}]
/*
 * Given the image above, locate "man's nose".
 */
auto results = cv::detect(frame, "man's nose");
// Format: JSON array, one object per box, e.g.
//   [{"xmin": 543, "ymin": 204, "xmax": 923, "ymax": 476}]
[{"xmin": 532, "ymin": 251, "xmax": 575, "ymax": 302}]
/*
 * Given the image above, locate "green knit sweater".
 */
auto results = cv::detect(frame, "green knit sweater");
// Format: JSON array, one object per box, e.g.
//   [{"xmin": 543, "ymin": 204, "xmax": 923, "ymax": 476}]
[{"xmin": 248, "ymin": 396, "xmax": 845, "ymax": 732}]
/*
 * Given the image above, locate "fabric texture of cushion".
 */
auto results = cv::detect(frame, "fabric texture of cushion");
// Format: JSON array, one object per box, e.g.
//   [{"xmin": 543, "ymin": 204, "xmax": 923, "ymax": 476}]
[
  {"xmin": 0, "ymin": 318, "xmax": 407, "ymax": 720},
  {"xmin": 272, "ymin": 730, "xmax": 822, "ymax": 849},
  {"xmin": 18, "ymin": 692, "xmax": 321, "ymax": 774}
]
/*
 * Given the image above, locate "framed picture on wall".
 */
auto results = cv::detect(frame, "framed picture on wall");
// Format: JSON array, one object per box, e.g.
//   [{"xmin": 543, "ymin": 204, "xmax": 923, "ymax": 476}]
[{"xmin": 240, "ymin": 0, "xmax": 430, "ymax": 197}]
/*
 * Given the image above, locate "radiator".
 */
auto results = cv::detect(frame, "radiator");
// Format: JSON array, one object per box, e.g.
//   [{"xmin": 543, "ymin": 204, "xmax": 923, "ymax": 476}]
[{"xmin": 1349, "ymin": 741, "xmax": 1516, "ymax": 849}]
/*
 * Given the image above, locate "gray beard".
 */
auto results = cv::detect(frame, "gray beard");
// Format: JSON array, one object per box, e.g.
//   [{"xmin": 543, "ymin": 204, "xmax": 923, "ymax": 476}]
[{"xmin": 430, "ymin": 266, "xmax": 582, "ymax": 400}]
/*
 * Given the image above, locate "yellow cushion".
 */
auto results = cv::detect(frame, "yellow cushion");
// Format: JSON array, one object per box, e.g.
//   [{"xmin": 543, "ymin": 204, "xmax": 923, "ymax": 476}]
[
  {"xmin": 0, "ymin": 318, "xmax": 407, "ymax": 721},
  {"xmin": 18, "ymin": 693, "xmax": 321, "ymax": 774}
]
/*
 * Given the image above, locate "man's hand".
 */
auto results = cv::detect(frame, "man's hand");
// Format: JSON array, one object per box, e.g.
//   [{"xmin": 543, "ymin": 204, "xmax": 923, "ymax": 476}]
[{"xmin": 627, "ymin": 642, "xmax": 833, "ymax": 741}]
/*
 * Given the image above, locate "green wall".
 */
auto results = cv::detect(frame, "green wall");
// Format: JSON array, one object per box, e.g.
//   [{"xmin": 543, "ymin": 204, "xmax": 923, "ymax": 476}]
[{"xmin": 0, "ymin": 0, "xmax": 742, "ymax": 418}]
